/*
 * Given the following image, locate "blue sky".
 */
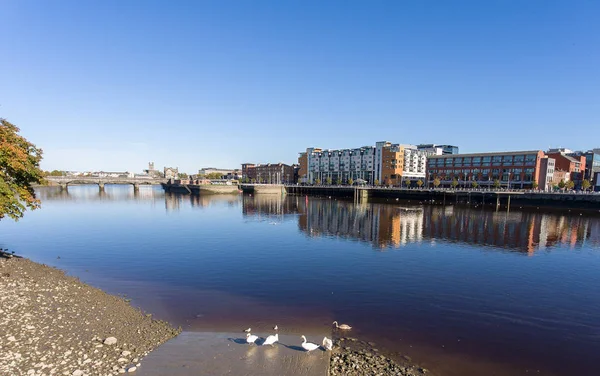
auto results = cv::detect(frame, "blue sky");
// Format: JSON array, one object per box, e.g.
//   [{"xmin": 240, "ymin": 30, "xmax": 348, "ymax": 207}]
[{"xmin": 1, "ymin": 1, "xmax": 598, "ymax": 173}]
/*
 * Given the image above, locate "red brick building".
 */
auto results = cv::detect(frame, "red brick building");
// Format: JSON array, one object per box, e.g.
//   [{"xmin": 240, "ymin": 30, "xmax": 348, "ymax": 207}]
[
  {"xmin": 546, "ymin": 152, "xmax": 586, "ymax": 187},
  {"xmin": 426, "ymin": 150, "xmax": 545, "ymax": 189}
]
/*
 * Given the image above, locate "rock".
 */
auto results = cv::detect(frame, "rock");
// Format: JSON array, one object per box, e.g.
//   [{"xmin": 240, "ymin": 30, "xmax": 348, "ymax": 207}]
[
  {"xmin": 103, "ymin": 337, "xmax": 117, "ymax": 345},
  {"xmin": 118, "ymin": 357, "xmax": 128, "ymax": 362},
  {"xmin": 127, "ymin": 366, "xmax": 137, "ymax": 372},
  {"xmin": 72, "ymin": 370, "xmax": 84, "ymax": 376},
  {"xmin": 121, "ymin": 351, "xmax": 131, "ymax": 356},
  {"xmin": 7, "ymin": 336, "xmax": 16, "ymax": 341}
]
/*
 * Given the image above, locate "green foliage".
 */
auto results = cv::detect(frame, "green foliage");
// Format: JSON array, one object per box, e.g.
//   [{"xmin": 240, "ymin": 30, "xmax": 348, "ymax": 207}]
[
  {"xmin": 347, "ymin": 178, "xmax": 354, "ymax": 186},
  {"xmin": 416, "ymin": 180, "xmax": 423, "ymax": 188},
  {"xmin": 48, "ymin": 170, "xmax": 64, "ymax": 176},
  {"xmin": 471, "ymin": 181, "xmax": 478, "ymax": 188},
  {"xmin": 582, "ymin": 179, "xmax": 591, "ymax": 191},
  {"xmin": 315, "ymin": 178, "xmax": 321, "ymax": 185},
  {"xmin": 177, "ymin": 172, "xmax": 188, "ymax": 179},
  {"xmin": 558, "ymin": 179, "xmax": 566, "ymax": 189},
  {"xmin": 532, "ymin": 181, "xmax": 539, "ymax": 189},
  {"xmin": 326, "ymin": 177, "xmax": 332, "ymax": 185},
  {"xmin": 204, "ymin": 172, "xmax": 222, "ymax": 179},
  {"xmin": 404, "ymin": 178, "xmax": 411, "ymax": 187},
  {"xmin": 566, "ymin": 180, "xmax": 575, "ymax": 190},
  {"xmin": 433, "ymin": 178, "xmax": 441, "ymax": 188},
  {"xmin": 336, "ymin": 178, "xmax": 342, "ymax": 185},
  {"xmin": 451, "ymin": 179, "xmax": 458, "ymax": 188},
  {"xmin": 493, "ymin": 179, "xmax": 501, "ymax": 189},
  {"xmin": 0, "ymin": 119, "xmax": 45, "ymax": 221},
  {"xmin": 374, "ymin": 179, "xmax": 380, "ymax": 186}
]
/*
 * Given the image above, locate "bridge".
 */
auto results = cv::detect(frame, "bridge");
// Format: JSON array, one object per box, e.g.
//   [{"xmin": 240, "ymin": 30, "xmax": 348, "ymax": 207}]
[{"xmin": 45, "ymin": 176, "xmax": 167, "ymax": 192}]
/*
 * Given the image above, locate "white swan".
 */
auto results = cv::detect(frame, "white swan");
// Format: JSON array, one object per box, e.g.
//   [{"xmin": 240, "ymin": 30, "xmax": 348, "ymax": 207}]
[
  {"xmin": 263, "ymin": 333, "xmax": 278, "ymax": 346},
  {"xmin": 244, "ymin": 328, "xmax": 251, "ymax": 333},
  {"xmin": 273, "ymin": 325, "xmax": 278, "ymax": 330},
  {"xmin": 301, "ymin": 335, "xmax": 320, "ymax": 352},
  {"xmin": 322, "ymin": 336, "xmax": 333, "ymax": 351},
  {"xmin": 332, "ymin": 321, "xmax": 352, "ymax": 330},
  {"xmin": 246, "ymin": 333, "xmax": 258, "ymax": 344}
]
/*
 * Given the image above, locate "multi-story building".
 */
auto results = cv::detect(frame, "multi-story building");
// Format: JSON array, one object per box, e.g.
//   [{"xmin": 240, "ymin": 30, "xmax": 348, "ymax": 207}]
[
  {"xmin": 417, "ymin": 144, "xmax": 459, "ymax": 155},
  {"xmin": 546, "ymin": 151, "xmax": 586, "ymax": 188},
  {"xmin": 539, "ymin": 157, "xmax": 556, "ymax": 191},
  {"xmin": 566, "ymin": 148, "xmax": 600, "ymax": 187},
  {"xmin": 298, "ymin": 146, "xmax": 376, "ymax": 184},
  {"xmin": 253, "ymin": 163, "xmax": 296, "ymax": 184},
  {"xmin": 426, "ymin": 150, "xmax": 545, "ymax": 189},
  {"xmin": 298, "ymin": 141, "xmax": 434, "ymax": 185},
  {"xmin": 379, "ymin": 142, "xmax": 428, "ymax": 185},
  {"xmin": 164, "ymin": 167, "xmax": 179, "ymax": 180},
  {"xmin": 241, "ymin": 163, "xmax": 256, "ymax": 182}
]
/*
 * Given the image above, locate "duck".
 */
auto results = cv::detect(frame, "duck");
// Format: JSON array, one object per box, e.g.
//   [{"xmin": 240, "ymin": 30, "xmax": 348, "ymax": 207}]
[
  {"xmin": 263, "ymin": 333, "xmax": 279, "ymax": 346},
  {"xmin": 322, "ymin": 336, "xmax": 333, "ymax": 351},
  {"xmin": 243, "ymin": 328, "xmax": 251, "ymax": 333},
  {"xmin": 332, "ymin": 321, "xmax": 352, "ymax": 330},
  {"xmin": 301, "ymin": 335, "xmax": 320, "ymax": 352},
  {"xmin": 246, "ymin": 333, "xmax": 258, "ymax": 344}
]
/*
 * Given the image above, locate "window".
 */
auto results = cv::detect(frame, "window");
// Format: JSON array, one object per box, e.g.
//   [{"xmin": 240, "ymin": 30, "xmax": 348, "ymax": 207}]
[
  {"xmin": 472, "ymin": 157, "xmax": 481, "ymax": 164},
  {"xmin": 503, "ymin": 156, "xmax": 513, "ymax": 163},
  {"xmin": 514, "ymin": 155, "xmax": 525, "ymax": 163}
]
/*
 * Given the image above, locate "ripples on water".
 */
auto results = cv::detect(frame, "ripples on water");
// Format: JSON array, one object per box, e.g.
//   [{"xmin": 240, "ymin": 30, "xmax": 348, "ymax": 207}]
[{"xmin": 1, "ymin": 185, "xmax": 600, "ymax": 376}]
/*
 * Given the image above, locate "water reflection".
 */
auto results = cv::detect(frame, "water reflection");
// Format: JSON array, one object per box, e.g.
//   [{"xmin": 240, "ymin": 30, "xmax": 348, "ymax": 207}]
[{"xmin": 240, "ymin": 195, "xmax": 598, "ymax": 254}]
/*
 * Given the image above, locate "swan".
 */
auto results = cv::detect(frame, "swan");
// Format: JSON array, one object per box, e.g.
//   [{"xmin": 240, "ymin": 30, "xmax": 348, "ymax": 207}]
[
  {"xmin": 273, "ymin": 325, "xmax": 278, "ymax": 330},
  {"xmin": 243, "ymin": 328, "xmax": 251, "ymax": 333},
  {"xmin": 246, "ymin": 333, "xmax": 258, "ymax": 344},
  {"xmin": 301, "ymin": 335, "xmax": 320, "ymax": 352},
  {"xmin": 263, "ymin": 333, "xmax": 278, "ymax": 346},
  {"xmin": 322, "ymin": 336, "xmax": 333, "ymax": 351},
  {"xmin": 332, "ymin": 321, "xmax": 352, "ymax": 330}
]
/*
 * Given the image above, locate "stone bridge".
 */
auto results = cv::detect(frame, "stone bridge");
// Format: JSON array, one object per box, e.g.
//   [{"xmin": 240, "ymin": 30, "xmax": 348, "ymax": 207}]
[{"xmin": 46, "ymin": 176, "xmax": 167, "ymax": 191}]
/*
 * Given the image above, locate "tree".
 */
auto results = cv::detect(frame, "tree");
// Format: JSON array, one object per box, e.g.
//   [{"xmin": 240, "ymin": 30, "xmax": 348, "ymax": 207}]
[
  {"xmin": 493, "ymin": 179, "xmax": 501, "ymax": 189},
  {"xmin": 326, "ymin": 177, "xmax": 332, "ymax": 185},
  {"xmin": 532, "ymin": 181, "xmax": 539, "ymax": 190},
  {"xmin": 416, "ymin": 179, "xmax": 423, "ymax": 188},
  {"xmin": 451, "ymin": 179, "xmax": 458, "ymax": 189},
  {"xmin": 472, "ymin": 181, "xmax": 478, "ymax": 189},
  {"xmin": 315, "ymin": 178, "xmax": 321, "ymax": 185},
  {"xmin": 205, "ymin": 172, "xmax": 222, "ymax": 179},
  {"xmin": 348, "ymin": 178, "xmax": 354, "ymax": 186},
  {"xmin": 48, "ymin": 170, "xmax": 64, "ymax": 176},
  {"xmin": 177, "ymin": 172, "xmax": 188, "ymax": 179},
  {"xmin": 336, "ymin": 178, "xmax": 342, "ymax": 185},
  {"xmin": 433, "ymin": 178, "xmax": 441, "ymax": 188},
  {"xmin": 0, "ymin": 119, "xmax": 45, "ymax": 221},
  {"xmin": 582, "ymin": 179, "xmax": 591, "ymax": 191},
  {"xmin": 566, "ymin": 180, "xmax": 575, "ymax": 190},
  {"xmin": 374, "ymin": 179, "xmax": 380, "ymax": 186},
  {"xmin": 558, "ymin": 179, "xmax": 566, "ymax": 190},
  {"xmin": 404, "ymin": 178, "xmax": 411, "ymax": 188}
]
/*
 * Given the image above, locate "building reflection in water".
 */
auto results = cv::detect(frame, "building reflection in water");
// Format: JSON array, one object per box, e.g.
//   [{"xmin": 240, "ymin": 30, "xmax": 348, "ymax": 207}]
[
  {"xmin": 241, "ymin": 195, "xmax": 599, "ymax": 254},
  {"xmin": 37, "ymin": 185, "xmax": 164, "ymax": 202}
]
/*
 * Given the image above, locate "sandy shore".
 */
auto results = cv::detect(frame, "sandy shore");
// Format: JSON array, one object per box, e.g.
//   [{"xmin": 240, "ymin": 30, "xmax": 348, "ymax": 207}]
[
  {"xmin": 0, "ymin": 255, "xmax": 180, "ymax": 376},
  {"xmin": 0, "ymin": 253, "xmax": 430, "ymax": 376}
]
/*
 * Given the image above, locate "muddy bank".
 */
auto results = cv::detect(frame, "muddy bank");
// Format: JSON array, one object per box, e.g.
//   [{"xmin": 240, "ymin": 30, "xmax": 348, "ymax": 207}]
[{"xmin": 0, "ymin": 255, "xmax": 180, "ymax": 376}]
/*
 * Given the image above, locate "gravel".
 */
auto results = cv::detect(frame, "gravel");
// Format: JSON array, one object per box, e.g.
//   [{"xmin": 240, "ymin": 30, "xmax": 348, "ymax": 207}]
[
  {"xmin": 0, "ymin": 256, "xmax": 181, "ymax": 376},
  {"xmin": 329, "ymin": 337, "xmax": 430, "ymax": 376}
]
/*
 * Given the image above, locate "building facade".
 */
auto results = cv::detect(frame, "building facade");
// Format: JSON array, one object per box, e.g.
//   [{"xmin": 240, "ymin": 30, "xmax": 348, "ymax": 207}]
[
  {"xmin": 380, "ymin": 143, "xmax": 428, "ymax": 185},
  {"xmin": 298, "ymin": 146, "xmax": 376, "ymax": 184},
  {"xmin": 539, "ymin": 157, "xmax": 556, "ymax": 191},
  {"xmin": 426, "ymin": 150, "xmax": 545, "ymax": 189},
  {"xmin": 417, "ymin": 144, "xmax": 459, "ymax": 155},
  {"xmin": 241, "ymin": 163, "xmax": 257, "ymax": 182},
  {"xmin": 164, "ymin": 167, "xmax": 179, "ymax": 180},
  {"xmin": 546, "ymin": 151, "xmax": 586, "ymax": 188},
  {"xmin": 254, "ymin": 163, "xmax": 295, "ymax": 184}
]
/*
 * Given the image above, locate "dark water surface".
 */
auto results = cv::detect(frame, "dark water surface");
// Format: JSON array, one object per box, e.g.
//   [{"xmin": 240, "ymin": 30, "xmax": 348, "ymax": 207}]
[{"xmin": 2, "ymin": 186, "xmax": 600, "ymax": 376}]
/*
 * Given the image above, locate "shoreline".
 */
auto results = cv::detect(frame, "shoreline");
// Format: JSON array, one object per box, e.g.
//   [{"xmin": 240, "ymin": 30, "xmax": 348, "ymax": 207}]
[{"xmin": 0, "ymin": 252, "xmax": 430, "ymax": 376}]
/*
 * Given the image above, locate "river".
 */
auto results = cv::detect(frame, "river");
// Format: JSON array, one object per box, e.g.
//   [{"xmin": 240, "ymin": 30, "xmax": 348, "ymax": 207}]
[{"xmin": 2, "ymin": 185, "xmax": 599, "ymax": 376}]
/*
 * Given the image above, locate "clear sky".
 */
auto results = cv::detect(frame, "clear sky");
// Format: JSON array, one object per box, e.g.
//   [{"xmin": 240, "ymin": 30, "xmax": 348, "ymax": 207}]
[{"xmin": 1, "ymin": 0, "xmax": 598, "ymax": 173}]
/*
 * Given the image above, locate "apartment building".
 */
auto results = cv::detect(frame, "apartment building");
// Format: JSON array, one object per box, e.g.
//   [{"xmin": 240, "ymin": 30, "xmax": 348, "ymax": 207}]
[
  {"xmin": 546, "ymin": 151, "xmax": 586, "ymax": 188},
  {"xmin": 416, "ymin": 144, "xmax": 459, "ymax": 155},
  {"xmin": 379, "ymin": 142, "xmax": 428, "ymax": 185},
  {"xmin": 298, "ymin": 146, "xmax": 376, "ymax": 184},
  {"xmin": 426, "ymin": 150, "xmax": 545, "ymax": 189},
  {"xmin": 539, "ymin": 157, "xmax": 556, "ymax": 191},
  {"xmin": 242, "ymin": 163, "xmax": 296, "ymax": 183}
]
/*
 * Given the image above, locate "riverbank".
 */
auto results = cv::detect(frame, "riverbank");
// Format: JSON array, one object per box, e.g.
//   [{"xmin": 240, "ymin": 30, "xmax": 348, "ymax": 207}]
[{"xmin": 0, "ymin": 253, "xmax": 181, "ymax": 376}]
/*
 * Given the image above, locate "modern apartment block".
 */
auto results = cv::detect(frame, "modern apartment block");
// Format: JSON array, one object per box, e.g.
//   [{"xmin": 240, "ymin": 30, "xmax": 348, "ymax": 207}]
[
  {"xmin": 539, "ymin": 157, "xmax": 556, "ymax": 191},
  {"xmin": 242, "ymin": 163, "xmax": 296, "ymax": 184},
  {"xmin": 298, "ymin": 146, "xmax": 376, "ymax": 184},
  {"xmin": 378, "ymin": 142, "xmax": 428, "ymax": 185},
  {"xmin": 426, "ymin": 150, "xmax": 546, "ymax": 189},
  {"xmin": 416, "ymin": 144, "xmax": 459, "ymax": 155},
  {"xmin": 297, "ymin": 141, "xmax": 432, "ymax": 185}
]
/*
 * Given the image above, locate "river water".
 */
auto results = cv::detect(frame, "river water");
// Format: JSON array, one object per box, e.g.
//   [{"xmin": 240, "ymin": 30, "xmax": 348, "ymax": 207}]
[{"xmin": 2, "ymin": 185, "xmax": 600, "ymax": 376}]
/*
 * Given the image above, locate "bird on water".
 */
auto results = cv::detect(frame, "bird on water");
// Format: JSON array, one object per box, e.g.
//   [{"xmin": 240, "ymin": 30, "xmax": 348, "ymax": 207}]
[
  {"xmin": 243, "ymin": 328, "xmax": 251, "ymax": 333},
  {"xmin": 322, "ymin": 336, "xmax": 333, "ymax": 351},
  {"xmin": 301, "ymin": 335, "xmax": 320, "ymax": 352},
  {"xmin": 263, "ymin": 333, "xmax": 279, "ymax": 346},
  {"xmin": 246, "ymin": 333, "xmax": 258, "ymax": 344},
  {"xmin": 332, "ymin": 321, "xmax": 352, "ymax": 330}
]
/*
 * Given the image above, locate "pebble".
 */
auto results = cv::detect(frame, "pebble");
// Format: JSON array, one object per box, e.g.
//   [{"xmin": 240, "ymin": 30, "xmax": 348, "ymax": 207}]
[
  {"xmin": 121, "ymin": 351, "xmax": 131, "ymax": 356},
  {"xmin": 127, "ymin": 366, "xmax": 137, "ymax": 372},
  {"xmin": 103, "ymin": 337, "xmax": 117, "ymax": 345},
  {"xmin": 72, "ymin": 370, "xmax": 84, "ymax": 376}
]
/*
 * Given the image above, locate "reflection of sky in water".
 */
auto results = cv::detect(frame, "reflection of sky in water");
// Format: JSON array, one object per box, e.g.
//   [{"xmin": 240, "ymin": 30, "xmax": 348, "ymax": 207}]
[{"xmin": 2, "ymin": 186, "xmax": 600, "ymax": 376}]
